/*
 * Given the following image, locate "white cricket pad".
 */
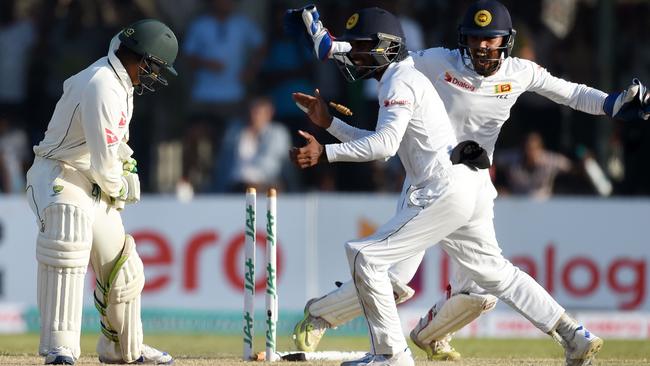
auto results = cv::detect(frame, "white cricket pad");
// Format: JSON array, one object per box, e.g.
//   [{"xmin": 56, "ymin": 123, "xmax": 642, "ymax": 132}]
[
  {"xmin": 309, "ymin": 275, "xmax": 415, "ymax": 327},
  {"xmin": 412, "ymin": 293, "xmax": 497, "ymax": 343},
  {"xmin": 95, "ymin": 234, "xmax": 145, "ymax": 363},
  {"xmin": 37, "ymin": 204, "xmax": 92, "ymax": 358}
]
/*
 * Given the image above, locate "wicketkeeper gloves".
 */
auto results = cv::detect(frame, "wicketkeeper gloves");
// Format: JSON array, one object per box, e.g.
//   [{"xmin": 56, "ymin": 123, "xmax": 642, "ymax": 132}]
[
  {"xmin": 284, "ymin": 4, "xmax": 350, "ymax": 61},
  {"xmin": 604, "ymin": 78, "xmax": 650, "ymax": 121}
]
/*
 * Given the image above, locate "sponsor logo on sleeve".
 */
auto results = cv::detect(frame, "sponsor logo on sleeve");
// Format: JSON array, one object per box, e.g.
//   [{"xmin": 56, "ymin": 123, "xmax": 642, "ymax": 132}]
[
  {"xmin": 105, "ymin": 128, "xmax": 119, "ymax": 145},
  {"xmin": 494, "ymin": 83, "xmax": 512, "ymax": 94},
  {"xmin": 444, "ymin": 72, "xmax": 477, "ymax": 92},
  {"xmin": 118, "ymin": 111, "xmax": 127, "ymax": 127},
  {"xmin": 383, "ymin": 99, "xmax": 411, "ymax": 107}
]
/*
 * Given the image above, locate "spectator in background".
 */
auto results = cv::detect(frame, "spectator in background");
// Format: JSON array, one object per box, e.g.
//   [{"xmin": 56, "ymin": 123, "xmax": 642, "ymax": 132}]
[
  {"xmin": 494, "ymin": 132, "xmax": 571, "ymax": 199},
  {"xmin": 0, "ymin": 0, "xmax": 36, "ymax": 139},
  {"xmin": 0, "ymin": 114, "xmax": 29, "ymax": 193},
  {"xmin": 213, "ymin": 96, "xmax": 292, "ymax": 192},
  {"xmin": 260, "ymin": 2, "xmax": 315, "ymax": 146},
  {"xmin": 183, "ymin": 0, "xmax": 266, "ymax": 191},
  {"xmin": 29, "ymin": 0, "xmax": 111, "ymax": 147}
]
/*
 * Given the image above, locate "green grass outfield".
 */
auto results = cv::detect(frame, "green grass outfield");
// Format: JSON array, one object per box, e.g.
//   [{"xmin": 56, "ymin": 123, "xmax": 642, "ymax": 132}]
[{"xmin": 0, "ymin": 334, "xmax": 648, "ymax": 365}]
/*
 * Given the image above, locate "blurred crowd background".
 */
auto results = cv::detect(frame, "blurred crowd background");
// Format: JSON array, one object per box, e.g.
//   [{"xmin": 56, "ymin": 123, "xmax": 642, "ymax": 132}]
[{"xmin": 1, "ymin": 0, "xmax": 648, "ymax": 197}]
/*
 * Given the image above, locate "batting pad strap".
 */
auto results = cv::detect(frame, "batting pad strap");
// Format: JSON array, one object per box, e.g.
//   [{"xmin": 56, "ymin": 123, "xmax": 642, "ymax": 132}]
[
  {"xmin": 102, "ymin": 235, "xmax": 146, "ymax": 305},
  {"xmin": 413, "ymin": 293, "xmax": 497, "ymax": 343},
  {"xmin": 100, "ymin": 321, "xmax": 119, "ymax": 343},
  {"xmin": 36, "ymin": 204, "xmax": 92, "ymax": 267}
]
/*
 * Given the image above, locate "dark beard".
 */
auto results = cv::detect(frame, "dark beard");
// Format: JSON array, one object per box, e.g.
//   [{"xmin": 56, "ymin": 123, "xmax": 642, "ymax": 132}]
[{"xmin": 472, "ymin": 57, "xmax": 500, "ymax": 76}]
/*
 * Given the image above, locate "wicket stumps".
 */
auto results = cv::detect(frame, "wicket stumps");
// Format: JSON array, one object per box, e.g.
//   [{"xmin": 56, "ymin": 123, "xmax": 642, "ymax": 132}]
[
  {"xmin": 266, "ymin": 188, "xmax": 278, "ymax": 361},
  {"xmin": 243, "ymin": 188, "xmax": 278, "ymax": 361},
  {"xmin": 243, "ymin": 188, "xmax": 256, "ymax": 360}
]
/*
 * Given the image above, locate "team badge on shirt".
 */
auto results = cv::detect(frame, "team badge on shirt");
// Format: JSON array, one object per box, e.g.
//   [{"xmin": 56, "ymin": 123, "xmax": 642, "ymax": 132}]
[
  {"xmin": 105, "ymin": 128, "xmax": 119, "ymax": 145},
  {"xmin": 52, "ymin": 185, "xmax": 64, "ymax": 196},
  {"xmin": 494, "ymin": 83, "xmax": 512, "ymax": 94}
]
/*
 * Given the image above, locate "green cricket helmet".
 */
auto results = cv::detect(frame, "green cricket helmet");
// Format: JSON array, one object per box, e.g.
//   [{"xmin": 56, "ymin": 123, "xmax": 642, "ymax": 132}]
[{"xmin": 118, "ymin": 19, "xmax": 178, "ymax": 94}]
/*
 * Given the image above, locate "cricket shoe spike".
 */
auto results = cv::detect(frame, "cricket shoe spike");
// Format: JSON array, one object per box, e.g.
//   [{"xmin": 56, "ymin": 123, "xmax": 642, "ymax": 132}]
[
  {"xmin": 562, "ymin": 326, "xmax": 603, "ymax": 366},
  {"xmin": 293, "ymin": 298, "xmax": 331, "ymax": 352},
  {"xmin": 340, "ymin": 348, "xmax": 414, "ymax": 366},
  {"xmin": 44, "ymin": 346, "xmax": 76, "ymax": 365},
  {"xmin": 409, "ymin": 332, "xmax": 460, "ymax": 361}
]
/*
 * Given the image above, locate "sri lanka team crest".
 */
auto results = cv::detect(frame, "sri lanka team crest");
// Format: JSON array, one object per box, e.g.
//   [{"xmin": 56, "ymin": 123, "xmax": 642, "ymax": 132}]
[
  {"xmin": 494, "ymin": 83, "xmax": 512, "ymax": 94},
  {"xmin": 474, "ymin": 10, "xmax": 492, "ymax": 27},
  {"xmin": 346, "ymin": 13, "xmax": 359, "ymax": 29}
]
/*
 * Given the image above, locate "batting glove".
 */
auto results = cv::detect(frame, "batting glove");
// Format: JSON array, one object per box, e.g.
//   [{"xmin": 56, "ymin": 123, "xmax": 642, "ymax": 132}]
[
  {"xmin": 113, "ymin": 160, "xmax": 140, "ymax": 209},
  {"xmin": 123, "ymin": 157, "xmax": 138, "ymax": 174},
  {"xmin": 604, "ymin": 78, "xmax": 650, "ymax": 121},
  {"xmin": 122, "ymin": 172, "xmax": 140, "ymax": 204}
]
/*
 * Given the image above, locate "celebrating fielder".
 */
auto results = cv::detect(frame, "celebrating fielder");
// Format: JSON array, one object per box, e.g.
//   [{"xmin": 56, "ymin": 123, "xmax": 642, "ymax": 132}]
[
  {"xmin": 289, "ymin": 6, "xmax": 610, "ymax": 366},
  {"xmin": 284, "ymin": 0, "xmax": 650, "ymax": 364},
  {"xmin": 25, "ymin": 19, "xmax": 178, "ymax": 365}
]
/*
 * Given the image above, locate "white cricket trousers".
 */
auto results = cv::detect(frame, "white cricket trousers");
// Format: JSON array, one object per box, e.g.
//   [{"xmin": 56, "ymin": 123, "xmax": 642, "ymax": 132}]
[{"xmin": 345, "ymin": 165, "xmax": 564, "ymax": 355}]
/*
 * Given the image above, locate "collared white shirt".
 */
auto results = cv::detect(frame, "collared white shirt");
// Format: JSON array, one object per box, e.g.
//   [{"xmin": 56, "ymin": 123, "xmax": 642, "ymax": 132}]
[
  {"xmin": 325, "ymin": 56, "xmax": 457, "ymax": 190},
  {"xmin": 33, "ymin": 35, "xmax": 134, "ymax": 197},
  {"xmin": 411, "ymin": 48, "xmax": 607, "ymax": 160}
]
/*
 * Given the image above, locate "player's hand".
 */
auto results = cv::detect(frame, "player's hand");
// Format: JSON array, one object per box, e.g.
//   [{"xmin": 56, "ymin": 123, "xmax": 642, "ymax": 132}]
[
  {"xmin": 289, "ymin": 130, "xmax": 326, "ymax": 168},
  {"xmin": 293, "ymin": 89, "xmax": 332, "ymax": 128},
  {"xmin": 604, "ymin": 78, "xmax": 650, "ymax": 121},
  {"xmin": 284, "ymin": 4, "xmax": 332, "ymax": 60}
]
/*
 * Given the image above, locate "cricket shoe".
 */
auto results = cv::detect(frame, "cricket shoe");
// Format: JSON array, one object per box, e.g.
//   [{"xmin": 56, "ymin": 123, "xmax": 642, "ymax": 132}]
[
  {"xmin": 98, "ymin": 336, "xmax": 173, "ymax": 365},
  {"xmin": 44, "ymin": 346, "xmax": 76, "ymax": 365},
  {"xmin": 562, "ymin": 326, "xmax": 604, "ymax": 366},
  {"xmin": 340, "ymin": 348, "xmax": 414, "ymax": 366},
  {"xmin": 292, "ymin": 298, "xmax": 331, "ymax": 352},
  {"xmin": 409, "ymin": 331, "xmax": 460, "ymax": 361}
]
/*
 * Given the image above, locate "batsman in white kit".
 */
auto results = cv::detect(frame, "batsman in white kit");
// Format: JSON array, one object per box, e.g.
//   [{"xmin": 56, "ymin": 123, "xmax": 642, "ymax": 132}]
[
  {"xmin": 287, "ymin": 1, "xmax": 649, "ymax": 365},
  {"xmin": 25, "ymin": 19, "xmax": 178, "ymax": 365}
]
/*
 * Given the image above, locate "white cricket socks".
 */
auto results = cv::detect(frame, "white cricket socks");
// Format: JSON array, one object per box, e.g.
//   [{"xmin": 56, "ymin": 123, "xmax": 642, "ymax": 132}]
[{"xmin": 553, "ymin": 313, "xmax": 580, "ymax": 342}]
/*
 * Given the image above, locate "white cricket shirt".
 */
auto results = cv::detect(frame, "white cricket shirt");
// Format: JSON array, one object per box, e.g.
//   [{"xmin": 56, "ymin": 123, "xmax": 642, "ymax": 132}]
[
  {"xmin": 411, "ymin": 48, "xmax": 607, "ymax": 160},
  {"xmin": 325, "ymin": 56, "xmax": 457, "ymax": 190},
  {"xmin": 33, "ymin": 35, "xmax": 134, "ymax": 198}
]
